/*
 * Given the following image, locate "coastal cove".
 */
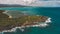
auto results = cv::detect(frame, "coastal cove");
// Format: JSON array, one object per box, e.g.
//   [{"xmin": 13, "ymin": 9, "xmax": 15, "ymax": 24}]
[{"xmin": 0, "ymin": 7, "xmax": 60, "ymax": 34}]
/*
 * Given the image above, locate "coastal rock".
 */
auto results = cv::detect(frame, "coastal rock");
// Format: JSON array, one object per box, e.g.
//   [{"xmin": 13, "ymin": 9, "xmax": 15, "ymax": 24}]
[{"xmin": 0, "ymin": 10, "xmax": 51, "ymax": 32}]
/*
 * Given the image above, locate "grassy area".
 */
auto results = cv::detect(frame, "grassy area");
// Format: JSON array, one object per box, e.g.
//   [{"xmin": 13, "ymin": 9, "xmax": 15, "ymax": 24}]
[{"xmin": 0, "ymin": 10, "xmax": 48, "ymax": 31}]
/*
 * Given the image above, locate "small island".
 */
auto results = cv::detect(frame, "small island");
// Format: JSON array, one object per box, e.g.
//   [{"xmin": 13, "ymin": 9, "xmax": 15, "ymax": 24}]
[{"xmin": 0, "ymin": 10, "xmax": 51, "ymax": 32}]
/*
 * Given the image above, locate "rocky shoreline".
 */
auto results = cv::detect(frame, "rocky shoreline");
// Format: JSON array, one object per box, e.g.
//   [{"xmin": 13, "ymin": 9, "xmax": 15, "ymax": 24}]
[
  {"xmin": 0, "ymin": 10, "xmax": 51, "ymax": 32},
  {"xmin": 0, "ymin": 18, "xmax": 51, "ymax": 33}
]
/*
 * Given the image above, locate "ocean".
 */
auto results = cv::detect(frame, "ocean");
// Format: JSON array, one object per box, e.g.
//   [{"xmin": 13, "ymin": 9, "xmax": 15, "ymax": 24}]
[{"xmin": 0, "ymin": 7, "xmax": 60, "ymax": 34}]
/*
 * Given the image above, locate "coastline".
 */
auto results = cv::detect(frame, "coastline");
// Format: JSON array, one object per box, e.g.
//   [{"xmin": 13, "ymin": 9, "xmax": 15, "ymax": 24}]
[{"xmin": 0, "ymin": 17, "xmax": 51, "ymax": 33}]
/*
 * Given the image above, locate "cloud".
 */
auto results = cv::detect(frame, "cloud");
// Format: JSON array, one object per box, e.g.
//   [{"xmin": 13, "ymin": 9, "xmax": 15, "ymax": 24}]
[{"xmin": 0, "ymin": 0, "xmax": 60, "ymax": 7}]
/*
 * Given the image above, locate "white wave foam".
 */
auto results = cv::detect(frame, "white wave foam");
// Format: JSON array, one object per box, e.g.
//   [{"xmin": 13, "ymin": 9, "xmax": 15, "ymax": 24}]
[{"xmin": 45, "ymin": 18, "xmax": 51, "ymax": 23}]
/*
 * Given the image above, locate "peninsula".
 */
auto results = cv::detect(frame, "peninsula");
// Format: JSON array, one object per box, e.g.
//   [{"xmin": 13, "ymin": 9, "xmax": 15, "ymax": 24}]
[{"xmin": 0, "ymin": 10, "xmax": 51, "ymax": 32}]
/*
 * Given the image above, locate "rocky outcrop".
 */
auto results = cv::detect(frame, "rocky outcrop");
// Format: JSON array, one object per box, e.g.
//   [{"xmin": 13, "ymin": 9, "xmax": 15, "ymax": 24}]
[{"xmin": 0, "ymin": 10, "xmax": 49, "ymax": 32}]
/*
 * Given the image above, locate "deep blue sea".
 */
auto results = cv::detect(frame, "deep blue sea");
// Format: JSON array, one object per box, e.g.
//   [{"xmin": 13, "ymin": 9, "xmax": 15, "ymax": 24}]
[{"xmin": 0, "ymin": 7, "xmax": 60, "ymax": 34}]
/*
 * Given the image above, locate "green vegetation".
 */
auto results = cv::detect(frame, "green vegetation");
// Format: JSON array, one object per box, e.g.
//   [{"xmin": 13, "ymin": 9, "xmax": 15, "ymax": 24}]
[{"xmin": 0, "ymin": 10, "xmax": 48, "ymax": 31}]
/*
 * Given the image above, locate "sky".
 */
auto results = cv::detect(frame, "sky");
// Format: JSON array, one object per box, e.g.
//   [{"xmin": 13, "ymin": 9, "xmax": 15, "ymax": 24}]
[{"xmin": 0, "ymin": 0, "xmax": 60, "ymax": 7}]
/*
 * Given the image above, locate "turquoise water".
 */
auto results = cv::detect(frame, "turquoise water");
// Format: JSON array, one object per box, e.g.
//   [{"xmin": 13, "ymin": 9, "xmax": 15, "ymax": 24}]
[{"xmin": 0, "ymin": 7, "xmax": 60, "ymax": 34}]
